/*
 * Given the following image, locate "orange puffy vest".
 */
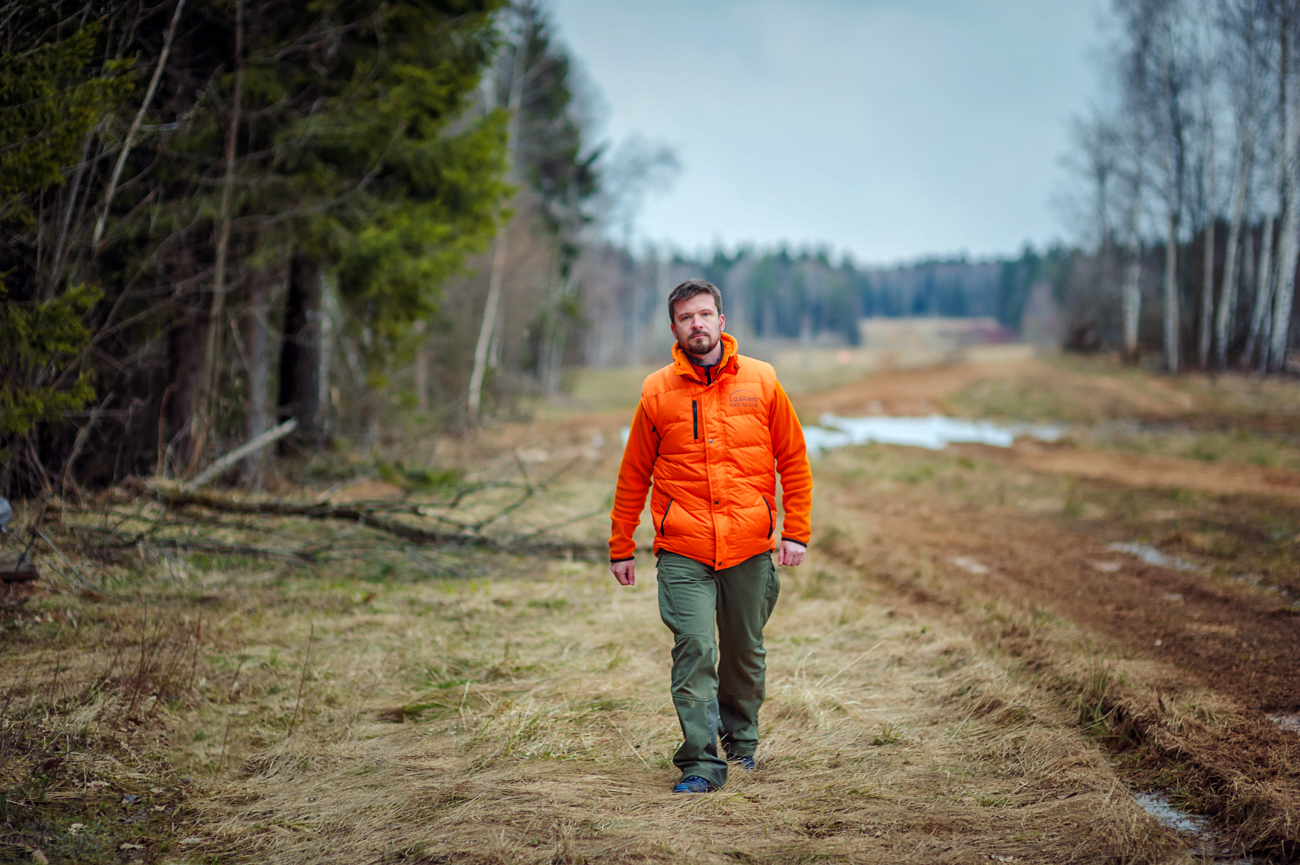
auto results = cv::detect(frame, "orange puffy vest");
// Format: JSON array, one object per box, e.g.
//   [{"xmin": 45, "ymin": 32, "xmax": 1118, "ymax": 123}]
[{"xmin": 609, "ymin": 332, "xmax": 813, "ymax": 569}]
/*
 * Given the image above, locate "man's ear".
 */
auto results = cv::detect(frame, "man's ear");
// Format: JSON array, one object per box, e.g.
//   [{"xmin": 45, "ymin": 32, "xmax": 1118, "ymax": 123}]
[{"xmin": 719, "ymin": 314, "xmax": 725, "ymax": 332}]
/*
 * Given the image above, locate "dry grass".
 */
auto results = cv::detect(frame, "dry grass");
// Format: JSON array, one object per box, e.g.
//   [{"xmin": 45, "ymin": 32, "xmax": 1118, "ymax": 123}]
[
  {"xmin": 140, "ymin": 540, "xmax": 1183, "ymax": 865},
  {"xmin": 14, "ymin": 355, "xmax": 1299, "ymax": 863}
]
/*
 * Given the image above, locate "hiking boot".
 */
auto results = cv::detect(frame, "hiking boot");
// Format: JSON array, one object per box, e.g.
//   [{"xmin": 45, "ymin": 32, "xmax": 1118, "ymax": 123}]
[
  {"xmin": 727, "ymin": 753, "xmax": 757, "ymax": 770},
  {"xmin": 672, "ymin": 775, "xmax": 716, "ymax": 793}
]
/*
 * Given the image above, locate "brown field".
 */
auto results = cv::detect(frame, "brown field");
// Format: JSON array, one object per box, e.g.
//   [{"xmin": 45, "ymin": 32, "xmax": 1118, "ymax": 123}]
[{"xmin": 3, "ymin": 352, "xmax": 1299, "ymax": 864}]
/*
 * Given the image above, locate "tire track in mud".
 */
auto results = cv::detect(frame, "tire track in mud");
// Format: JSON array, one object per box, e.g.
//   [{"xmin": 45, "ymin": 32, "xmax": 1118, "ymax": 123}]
[{"xmin": 818, "ymin": 469, "xmax": 1300, "ymax": 859}]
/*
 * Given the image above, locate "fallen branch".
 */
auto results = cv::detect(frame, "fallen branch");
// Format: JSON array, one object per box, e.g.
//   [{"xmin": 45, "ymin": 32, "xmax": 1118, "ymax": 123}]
[
  {"xmin": 133, "ymin": 537, "xmax": 317, "ymax": 561},
  {"xmin": 147, "ymin": 483, "xmax": 610, "ymax": 560},
  {"xmin": 186, "ymin": 418, "xmax": 297, "ymax": 488}
]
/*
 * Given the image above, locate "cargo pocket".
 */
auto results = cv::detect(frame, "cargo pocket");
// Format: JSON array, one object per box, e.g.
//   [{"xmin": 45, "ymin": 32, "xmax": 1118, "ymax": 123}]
[{"xmin": 763, "ymin": 553, "xmax": 780, "ymax": 622}]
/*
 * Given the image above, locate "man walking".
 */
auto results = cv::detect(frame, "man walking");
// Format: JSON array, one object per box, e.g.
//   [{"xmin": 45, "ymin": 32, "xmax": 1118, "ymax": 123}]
[{"xmin": 609, "ymin": 279, "xmax": 812, "ymax": 793}]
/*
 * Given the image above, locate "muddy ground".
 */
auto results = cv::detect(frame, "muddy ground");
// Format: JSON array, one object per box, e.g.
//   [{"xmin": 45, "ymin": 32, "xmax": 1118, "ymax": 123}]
[{"xmin": 2, "ymin": 354, "xmax": 1298, "ymax": 864}]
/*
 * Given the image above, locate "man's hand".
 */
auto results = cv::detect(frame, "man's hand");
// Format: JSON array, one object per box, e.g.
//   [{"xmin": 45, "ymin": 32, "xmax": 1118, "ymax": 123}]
[
  {"xmin": 610, "ymin": 559, "xmax": 636, "ymax": 586},
  {"xmin": 777, "ymin": 540, "xmax": 807, "ymax": 567}
]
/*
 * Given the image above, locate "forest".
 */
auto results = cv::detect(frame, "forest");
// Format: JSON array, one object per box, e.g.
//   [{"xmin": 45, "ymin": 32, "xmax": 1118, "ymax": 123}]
[
  {"xmin": 5, "ymin": 0, "xmax": 1300, "ymax": 494},
  {"xmin": 1058, "ymin": 0, "xmax": 1300, "ymax": 372},
  {"xmin": 1, "ymin": 0, "xmax": 598, "ymax": 497}
]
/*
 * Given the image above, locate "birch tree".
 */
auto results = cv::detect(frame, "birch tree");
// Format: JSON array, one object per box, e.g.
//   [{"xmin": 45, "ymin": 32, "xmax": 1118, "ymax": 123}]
[{"xmin": 1214, "ymin": 0, "xmax": 1264, "ymax": 369}]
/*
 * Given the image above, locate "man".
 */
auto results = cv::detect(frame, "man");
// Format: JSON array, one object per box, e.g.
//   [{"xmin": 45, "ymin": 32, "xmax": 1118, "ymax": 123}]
[{"xmin": 609, "ymin": 279, "xmax": 812, "ymax": 794}]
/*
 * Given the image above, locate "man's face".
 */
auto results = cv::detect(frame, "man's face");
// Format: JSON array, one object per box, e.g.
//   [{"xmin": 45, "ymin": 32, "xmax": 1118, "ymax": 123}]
[{"xmin": 670, "ymin": 292, "xmax": 725, "ymax": 358}]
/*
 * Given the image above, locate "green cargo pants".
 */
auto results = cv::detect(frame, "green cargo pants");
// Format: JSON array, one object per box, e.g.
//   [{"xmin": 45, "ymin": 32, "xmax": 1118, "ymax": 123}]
[{"xmin": 656, "ymin": 550, "xmax": 780, "ymax": 789}]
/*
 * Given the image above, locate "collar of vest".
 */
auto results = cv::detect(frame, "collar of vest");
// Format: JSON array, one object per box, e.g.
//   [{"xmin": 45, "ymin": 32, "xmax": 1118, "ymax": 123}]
[{"xmin": 671, "ymin": 332, "xmax": 740, "ymax": 383}]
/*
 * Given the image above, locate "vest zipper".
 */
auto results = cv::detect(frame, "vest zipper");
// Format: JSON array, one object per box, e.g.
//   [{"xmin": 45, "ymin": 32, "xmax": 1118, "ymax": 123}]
[
  {"xmin": 660, "ymin": 498, "xmax": 674, "ymax": 536},
  {"xmin": 762, "ymin": 496, "xmax": 774, "ymax": 538},
  {"xmin": 692, "ymin": 401, "xmax": 699, "ymax": 440}
]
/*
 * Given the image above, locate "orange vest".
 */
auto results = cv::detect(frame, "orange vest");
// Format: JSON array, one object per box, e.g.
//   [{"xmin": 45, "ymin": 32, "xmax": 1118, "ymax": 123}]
[{"xmin": 609, "ymin": 332, "xmax": 813, "ymax": 569}]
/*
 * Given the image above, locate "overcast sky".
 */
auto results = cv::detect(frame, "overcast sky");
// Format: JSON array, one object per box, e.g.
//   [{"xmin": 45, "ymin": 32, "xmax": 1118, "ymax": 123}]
[{"xmin": 549, "ymin": 0, "xmax": 1113, "ymax": 265}]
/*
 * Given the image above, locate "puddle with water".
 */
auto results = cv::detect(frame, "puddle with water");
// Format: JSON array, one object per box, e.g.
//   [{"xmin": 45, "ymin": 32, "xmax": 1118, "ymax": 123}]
[{"xmin": 1133, "ymin": 792, "xmax": 1255, "ymax": 862}]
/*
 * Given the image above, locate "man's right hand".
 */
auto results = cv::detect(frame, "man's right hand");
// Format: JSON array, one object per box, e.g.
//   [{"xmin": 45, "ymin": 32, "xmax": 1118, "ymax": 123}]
[{"xmin": 610, "ymin": 560, "xmax": 636, "ymax": 586}]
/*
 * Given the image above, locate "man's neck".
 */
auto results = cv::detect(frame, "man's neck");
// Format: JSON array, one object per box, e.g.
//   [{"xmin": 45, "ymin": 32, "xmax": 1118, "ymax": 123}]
[{"xmin": 685, "ymin": 344, "xmax": 724, "ymax": 368}]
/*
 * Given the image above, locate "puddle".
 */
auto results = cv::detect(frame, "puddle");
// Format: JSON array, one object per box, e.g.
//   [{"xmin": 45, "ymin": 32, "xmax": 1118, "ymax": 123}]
[
  {"xmin": 1134, "ymin": 791, "xmax": 1212, "ymax": 836},
  {"xmin": 1133, "ymin": 792, "xmax": 1256, "ymax": 862},
  {"xmin": 804, "ymin": 414, "xmax": 1063, "ymax": 454},
  {"xmin": 1107, "ymin": 542, "xmax": 1206, "ymax": 572}
]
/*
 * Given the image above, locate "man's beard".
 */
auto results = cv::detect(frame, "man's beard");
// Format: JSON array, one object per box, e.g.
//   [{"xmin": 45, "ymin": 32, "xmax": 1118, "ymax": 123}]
[{"xmin": 683, "ymin": 332, "xmax": 718, "ymax": 357}]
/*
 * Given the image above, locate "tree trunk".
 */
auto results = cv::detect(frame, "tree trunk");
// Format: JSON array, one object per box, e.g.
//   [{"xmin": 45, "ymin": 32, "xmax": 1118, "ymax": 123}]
[
  {"xmin": 467, "ymin": 30, "xmax": 528, "ymax": 424},
  {"xmin": 1268, "ymin": 212, "xmax": 1298, "ymax": 371},
  {"xmin": 1122, "ymin": 255, "xmax": 1142, "ymax": 361},
  {"xmin": 1164, "ymin": 209, "xmax": 1181, "ymax": 372},
  {"xmin": 415, "ymin": 345, "xmax": 430, "ymax": 411},
  {"xmin": 467, "ymin": 230, "xmax": 507, "ymax": 423},
  {"xmin": 278, "ymin": 253, "xmax": 322, "ymax": 442},
  {"xmin": 191, "ymin": 0, "xmax": 244, "ymax": 472},
  {"xmin": 241, "ymin": 269, "xmax": 269, "ymax": 488},
  {"xmin": 1244, "ymin": 213, "xmax": 1276, "ymax": 366},
  {"xmin": 1215, "ymin": 142, "xmax": 1252, "ymax": 370},
  {"xmin": 317, "ymin": 271, "xmax": 336, "ymax": 442},
  {"xmin": 1268, "ymin": 81, "xmax": 1300, "ymax": 372},
  {"xmin": 1121, "ymin": 140, "xmax": 1144, "ymax": 365},
  {"xmin": 165, "ymin": 295, "xmax": 205, "ymax": 476},
  {"xmin": 1198, "ymin": 216, "xmax": 1215, "ymax": 368}
]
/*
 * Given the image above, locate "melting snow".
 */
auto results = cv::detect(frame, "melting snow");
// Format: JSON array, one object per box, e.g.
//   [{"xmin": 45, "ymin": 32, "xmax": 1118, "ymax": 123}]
[
  {"xmin": 622, "ymin": 415, "xmax": 1064, "ymax": 455},
  {"xmin": 1107, "ymin": 543, "xmax": 1206, "ymax": 572},
  {"xmin": 805, "ymin": 415, "xmax": 1063, "ymax": 454},
  {"xmin": 1269, "ymin": 714, "xmax": 1300, "ymax": 733}
]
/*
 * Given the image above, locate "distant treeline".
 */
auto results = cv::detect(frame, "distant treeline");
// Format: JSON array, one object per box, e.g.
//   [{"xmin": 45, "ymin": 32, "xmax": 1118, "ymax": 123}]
[{"xmin": 578, "ymin": 244, "xmax": 1074, "ymax": 366}]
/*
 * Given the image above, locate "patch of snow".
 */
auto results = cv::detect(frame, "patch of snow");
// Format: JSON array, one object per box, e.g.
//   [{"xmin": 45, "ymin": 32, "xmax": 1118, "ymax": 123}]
[
  {"xmin": 806, "ymin": 414, "xmax": 1063, "ymax": 454},
  {"xmin": 1269, "ymin": 714, "xmax": 1300, "ymax": 733},
  {"xmin": 1106, "ymin": 543, "xmax": 1206, "ymax": 572},
  {"xmin": 1133, "ymin": 791, "xmax": 1211, "ymax": 836},
  {"xmin": 947, "ymin": 556, "xmax": 989, "ymax": 575}
]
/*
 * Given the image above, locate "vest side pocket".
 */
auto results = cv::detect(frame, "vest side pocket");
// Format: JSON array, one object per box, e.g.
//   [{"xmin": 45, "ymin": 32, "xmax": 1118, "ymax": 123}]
[
  {"xmin": 659, "ymin": 498, "xmax": 674, "ymax": 536},
  {"xmin": 762, "ymin": 495, "xmax": 774, "ymax": 538}
]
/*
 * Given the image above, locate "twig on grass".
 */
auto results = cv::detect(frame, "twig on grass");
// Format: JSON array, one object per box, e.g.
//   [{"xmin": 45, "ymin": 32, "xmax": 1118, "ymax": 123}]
[
  {"xmin": 289, "ymin": 623, "xmax": 314, "ymax": 735},
  {"xmin": 215, "ymin": 714, "xmax": 234, "ymax": 776},
  {"xmin": 607, "ymin": 718, "xmax": 652, "ymax": 769},
  {"xmin": 820, "ymin": 640, "xmax": 888, "ymax": 688}
]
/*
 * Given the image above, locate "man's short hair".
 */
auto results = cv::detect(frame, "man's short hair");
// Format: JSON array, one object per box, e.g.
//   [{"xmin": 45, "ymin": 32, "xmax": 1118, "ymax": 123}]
[{"xmin": 667, "ymin": 279, "xmax": 723, "ymax": 323}]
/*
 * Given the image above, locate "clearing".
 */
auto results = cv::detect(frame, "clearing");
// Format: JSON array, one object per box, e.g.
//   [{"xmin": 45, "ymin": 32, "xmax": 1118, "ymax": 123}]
[{"xmin": 2, "ymin": 352, "xmax": 1298, "ymax": 864}]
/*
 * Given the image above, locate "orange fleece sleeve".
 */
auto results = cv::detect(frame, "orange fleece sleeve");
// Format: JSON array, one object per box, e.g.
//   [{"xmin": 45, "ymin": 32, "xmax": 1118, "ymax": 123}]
[
  {"xmin": 770, "ymin": 381, "xmax": 813, "ymax": 545},
  {"xmin": 608, "ymin": 400, "xmax": 659, "ymax": 561}
]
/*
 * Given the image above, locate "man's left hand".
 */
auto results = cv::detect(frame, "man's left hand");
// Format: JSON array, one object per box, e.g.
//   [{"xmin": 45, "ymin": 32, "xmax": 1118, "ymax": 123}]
[{"xmin": 777, "ymin": 539, "xmax": 806, "ymax": 567}]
